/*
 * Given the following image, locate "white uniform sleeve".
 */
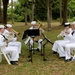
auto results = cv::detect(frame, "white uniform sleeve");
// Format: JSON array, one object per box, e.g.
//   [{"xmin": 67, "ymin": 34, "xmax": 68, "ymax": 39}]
[
  {"xmin": 2, "ymin": 29, "xmax": 9, "ymax": 35},
  {"xmin": 0, "ymin": 35, "xmax": 7, "ymax": 47},
  {"xmin": 67, "ymin": 33, "xmax": 75, "ymax": 42}
]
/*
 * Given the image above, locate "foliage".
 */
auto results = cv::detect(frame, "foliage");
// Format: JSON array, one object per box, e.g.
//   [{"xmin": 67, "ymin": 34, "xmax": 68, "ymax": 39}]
[
  {"xmin": 35, "ymin": 0, "xmax": 47, "ymax": 21},
  {"xmin": 7, "ymin": 0, "xmax": 75, "ymax": 22},
  {"xmin": 68, "ymin": 17, "xmax": 75, "ymax": 22},
  {"xmin": 7, "ymin": 2, "xmax": 25, "ymax": 22},
  {"xmin": 52, "ymin": 0, "xmax": 60, "ymax": 19},
  {"xmin": 68, "ymin": 0, "xmax": 75, "ymax": 18}
]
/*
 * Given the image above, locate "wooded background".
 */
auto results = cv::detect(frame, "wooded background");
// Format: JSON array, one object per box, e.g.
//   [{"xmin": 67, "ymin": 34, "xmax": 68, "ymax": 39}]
[{"xmin": 0, "ymin": 0, "xmax": 75, "ymax": 30}]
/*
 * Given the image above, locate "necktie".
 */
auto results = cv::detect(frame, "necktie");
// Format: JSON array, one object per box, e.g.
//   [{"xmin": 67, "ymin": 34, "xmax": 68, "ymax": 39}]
[
  {"xmin": 1, "ymin": 34, "xmax": 8, "ymax": 40},
  {"xmin": 72, "ymin": 31, "xmax": 75, "ymax": 35}
]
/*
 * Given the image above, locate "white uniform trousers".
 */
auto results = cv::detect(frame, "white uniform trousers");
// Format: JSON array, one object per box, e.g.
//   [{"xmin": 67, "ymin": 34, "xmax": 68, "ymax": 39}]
[
  {"xmin": 2, "ymin": 46, "xmax": 19, "ymax": 61},
  {"xmin": 52, "ymin": 40, "xmax": 70, "ymax": 57},
  {"xmin": 65, "ymin": 43, "xmax": 75, "ymax": 60},
  {"xmin": 25, "ymin": 37, "xmax": 43, "ymax": 50},
  {"xmin": 30, "ymin": 39, "xmax": 43, "ymax": 50},
  {"xmin": 8, "ymin": 41, "xmax": 21, "ymax": 54},
  {"xmin": 24, "ymin": 37, "xmax": 31, "ymax": 45}
]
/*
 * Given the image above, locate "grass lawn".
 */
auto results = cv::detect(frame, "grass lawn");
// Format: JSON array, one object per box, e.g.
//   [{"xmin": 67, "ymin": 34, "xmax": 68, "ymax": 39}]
[{"xmin": 0, "ymin": 22, "xmax": 75, "ymax": 75}]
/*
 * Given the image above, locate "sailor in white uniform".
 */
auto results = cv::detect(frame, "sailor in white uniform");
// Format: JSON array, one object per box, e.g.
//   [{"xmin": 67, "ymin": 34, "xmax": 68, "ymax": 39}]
[
  {"xmin": 3, "ymin": 24, "xmax": 21, "ymax": 54},
  {"xmin": 64, "ymin": 21, "xmax": 75, "ymax": 61},
  {"xmin": 24, "ymin": 21, "xmax": 43, "ymax": 51},
  {"xmin": 52, "ymin": 23, "xmax": 72, "ymax": 57},
  {"xmin": 0, "ymin": 25, "xmax": 19, "ymax": 65}
]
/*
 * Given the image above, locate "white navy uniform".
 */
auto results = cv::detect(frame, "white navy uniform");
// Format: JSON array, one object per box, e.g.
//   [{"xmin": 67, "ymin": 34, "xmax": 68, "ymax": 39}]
[
  {"xmin": 64, "ymin": 30, "xmax": 75, "ymax": 60},
  {"xmin": 24, "ymin": 26, "xmax": 42, "ymax": 50},
  {"xmin": 0, "ymin": 33, "xmax": 19, "ymax": 61},
  {"xmin": 3, "ymin": 29, "xmax": 21, "ymax": 54},
  {"xmin": 52, "ymin": 28, "xmax": 72, "ymax": 57}
]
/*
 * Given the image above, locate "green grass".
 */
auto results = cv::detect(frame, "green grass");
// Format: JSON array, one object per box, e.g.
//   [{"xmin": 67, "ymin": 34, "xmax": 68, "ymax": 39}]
[{"xmin": 0, "ymin": 22, "xmax": 75, "ymax": 75}]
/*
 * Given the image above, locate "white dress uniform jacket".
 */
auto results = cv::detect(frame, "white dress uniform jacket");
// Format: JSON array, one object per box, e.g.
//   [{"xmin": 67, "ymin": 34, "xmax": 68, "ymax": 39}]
[
  {"xmin": 24, "ymin": 26, "xmax": 42, "ymax": 50},
  {"xmin": 64, "ymin": 30, "xmax": 75, "ymax": 60},
  {"xmin": 52, "ymin": 28, "xmax": 72, "ymax": 57},
  {"xmin": 3, "ymin": 29, "xmax": 21, "ymax": 54},
  {"xmin": 0, "ymin": 34, "xmax": 19, "ymax": 61}
]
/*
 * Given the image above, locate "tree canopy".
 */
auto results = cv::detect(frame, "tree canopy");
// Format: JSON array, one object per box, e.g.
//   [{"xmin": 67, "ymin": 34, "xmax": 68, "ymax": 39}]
[{"xmin": 1, "ymin": 0, "xmax": 75, "ymax": 25}]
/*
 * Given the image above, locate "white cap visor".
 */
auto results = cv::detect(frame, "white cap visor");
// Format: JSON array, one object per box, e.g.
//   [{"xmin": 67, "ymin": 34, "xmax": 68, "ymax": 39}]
[
  {"xmin": 6, "ymin": 24, "xmax": 12, "ymax": 28},
  {"xmin": 31, "ymin": 21, "xmax": 36, "ymax": 25},
  {"xmin": 0, "ymin": 25, "xmax": 5, "ymax": 29}
]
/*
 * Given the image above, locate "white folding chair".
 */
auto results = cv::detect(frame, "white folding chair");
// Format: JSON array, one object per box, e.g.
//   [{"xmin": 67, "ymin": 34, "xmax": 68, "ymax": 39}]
[{"xmin": 0, "ymin": 48, "xmax": 11, "ymax": 65}]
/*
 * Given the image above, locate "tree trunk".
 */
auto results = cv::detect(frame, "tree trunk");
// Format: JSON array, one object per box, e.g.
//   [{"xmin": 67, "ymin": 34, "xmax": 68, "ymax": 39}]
[
  {"xmin": 60, "ymin": 0, "xmax": 62, "ymax": 25},
  {"xmin": 24, "ymin": 7, "xmax": 27, "ymax": 25},
  {"xmin": 2, "ymin": 0, "xmax": 9, "ymax": 25},
  {"xmin": 28, "ymin": 9, "xmax": 32, "ymax": 22},
  {"xmin": 32, "ymin": 0, "xmax": 35, "ymax": 21},
  {"xmin": 47, "ymin": 0, "xmax": 51, "ymax": 31},
  {"xmin": 11, "ymin": 0, "xmax": 14, "ymax": 24},
  {"xmin": 49, "ymin": 0, "xmax": 52, "ymax": 23},
  {"xmin": 62, "ymin": 0, "xmax": 68, "ymax": 25}
]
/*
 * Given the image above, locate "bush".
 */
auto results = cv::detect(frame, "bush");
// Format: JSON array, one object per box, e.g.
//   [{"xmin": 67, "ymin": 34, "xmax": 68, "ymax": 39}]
[{"xmin": 68, "ymin": 17, "xmax": 75, "ymax": 22}]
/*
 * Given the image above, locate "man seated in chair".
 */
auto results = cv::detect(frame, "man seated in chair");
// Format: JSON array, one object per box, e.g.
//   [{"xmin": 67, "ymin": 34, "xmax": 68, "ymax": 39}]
[
  {"xmin": 24, "ymin": 21, "xmax": 43, "ymax": 51},
  {"xmin": 0, "ymin": 25, "xmax": 19, "ymax": 65},
  {"xmin": 2, "ymin": 24, "xmax": 21, "ymax": 54},
  {"xmin": 64, "ymin": 21, "xmax": 75, "ymax": 61},
  {"xmin": 52, "ymin": 22, "xmax": 72, "ymax": 58}
]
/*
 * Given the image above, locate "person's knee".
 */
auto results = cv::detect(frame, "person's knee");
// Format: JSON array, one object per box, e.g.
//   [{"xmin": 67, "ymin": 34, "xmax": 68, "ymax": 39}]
[
  {"xmin": 13, "ymin": 47, "xmax": 18, "ymax": 52},
  {"xmin": 55, "ymin": 41, "xmax": 61, "ymax": 46},
  {"xmin": 54, "ymin": 41, "xmax": 59, "ymax": 44},
  {"xmin": 65, "ymin": 45, "xmax": 70, "ymax": 49},
  {"xmin": 38, "ymin": 39, "xmax": 43, "ymax": 43},
  {"xmin": 30, "ymin": 40, "xmax": 33, "ymax": 44}
]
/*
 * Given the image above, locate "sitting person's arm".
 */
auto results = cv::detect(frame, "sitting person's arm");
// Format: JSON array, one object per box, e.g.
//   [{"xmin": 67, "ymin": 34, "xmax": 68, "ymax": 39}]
[
  {"xmin": 0, "ymin": 35, "xmax": 7, "ymax": 47},
  {"xmin": 57, "ymin": 30, "xmax": 65, "ymax": 38},
  {"xmin": 65, "ymin": 31, "xmax": 75, "ymax": 42}
]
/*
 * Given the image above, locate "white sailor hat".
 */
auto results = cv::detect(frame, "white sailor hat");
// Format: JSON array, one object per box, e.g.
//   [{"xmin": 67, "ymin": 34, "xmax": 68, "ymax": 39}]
[
  {"xmin": 6, "ymin": 24, "xmax": 12, "ymax": 28},
  {"xmin": 0, "ymin": 25, "xmax": 5, "ymax": 29},
  {"xmin": 72, "ymin": 21, "xmax": 75, "ymax": 25},
  {"xmin": 31, "ymin": 21, "xmax": 36, "ymax": 25},
  {"xmin": 64, "ymin": 22, "xmax": 70, "ymax": 27}
]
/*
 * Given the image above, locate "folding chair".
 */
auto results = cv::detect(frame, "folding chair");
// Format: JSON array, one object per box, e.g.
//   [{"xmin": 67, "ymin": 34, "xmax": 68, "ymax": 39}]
[
  {"xmin": 27, "ymin": 39, "xmax": 43, "ymax": 62},
  {"xmin": 0, "ymin": 48, "xmax": 11, "ymax": 65}
]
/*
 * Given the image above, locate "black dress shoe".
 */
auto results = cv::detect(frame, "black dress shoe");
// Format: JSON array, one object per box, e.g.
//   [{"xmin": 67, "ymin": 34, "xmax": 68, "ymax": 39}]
[
  {"xmin": 65, "ymin": 58, "xmax": 72, "ymax": 62},
  {"xmin": 53, "ymin": 51, "xmax": 57, "ymax": 54},
  {"xmin": 10, "ymin": 61, "xmax": 18, "ymax": 65},
  {"xmin": 37, "ymin": 48, "xmax": 40, "ymax": 52}
]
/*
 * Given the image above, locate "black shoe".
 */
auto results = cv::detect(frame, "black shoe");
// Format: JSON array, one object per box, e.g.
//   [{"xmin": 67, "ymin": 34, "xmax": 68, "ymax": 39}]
[
  {"xmin": 10, "ymin": 61, "xmax": 18, "ymax": 65},
  {"xmin": 65, "ymin": 58, "xmax": 72, "ymax": 62},
  {"xmin": 37, "ymin": 48, "xmax": 40, "ymax": 52},
  {"xmin": 53, "ymin": 51, "xmax": 57, "ymax": 54}
]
